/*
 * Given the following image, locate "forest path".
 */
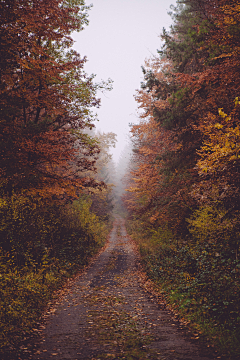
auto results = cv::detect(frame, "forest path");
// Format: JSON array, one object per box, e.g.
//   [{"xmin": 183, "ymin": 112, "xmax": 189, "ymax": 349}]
[{"xmin": 34, "ymin": 216, "xmax": 217, "ymax": 360}]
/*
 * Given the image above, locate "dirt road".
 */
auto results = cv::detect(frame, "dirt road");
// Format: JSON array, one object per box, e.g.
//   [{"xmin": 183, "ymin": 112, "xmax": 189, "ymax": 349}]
[{"xmin": 33, "ymin": 216, "xmax": 217, "ymax": 360}]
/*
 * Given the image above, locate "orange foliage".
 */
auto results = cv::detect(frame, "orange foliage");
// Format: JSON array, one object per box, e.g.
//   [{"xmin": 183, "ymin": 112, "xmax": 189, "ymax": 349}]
[
  {"xmin": 124, "ymin": 57, "xmax": 195, "ymax": 233},
  {"xmin": 0, "ymin": 0, "xmax": 102, "ymax": 198}
]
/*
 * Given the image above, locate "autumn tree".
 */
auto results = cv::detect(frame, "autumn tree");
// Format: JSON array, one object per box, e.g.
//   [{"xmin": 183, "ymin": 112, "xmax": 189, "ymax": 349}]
[
  {"xmin": 0, "ymin": 0, "xmax": 114, "ymax": 271},
  {"xmin": 0, "ymin": 0, "xmax": 108, "ymax": 197},
  {"xmin": 0, "ymin": 4, "xmax": 116, "ymax": 352},
  {"xmin": 126, "ymin": 0, "xmax": 240, "ymax": 237},
  {"xmin": 160, "ymin": 0, "xmax": 240, "ymax": 132},
  {"xmin": 124, "ymin": 55, "xmax": 197, "ymax": 236},
  {"xmin": 124, "ymin": 1, "xmax": 240, "ymax": 353},
  {"xmin": 187, "ymin": 98, "xmax": 240, "ymax": 259}
]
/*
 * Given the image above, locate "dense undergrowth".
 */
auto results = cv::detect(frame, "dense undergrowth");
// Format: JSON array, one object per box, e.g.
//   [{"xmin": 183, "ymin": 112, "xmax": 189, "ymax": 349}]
[
  {"xmin": 0, "ymin": 194, "xmax": 110, "ymax": 358},
  {"xmin": 126, "ymin": 219, "xmax": 240, "ymax": 360}
]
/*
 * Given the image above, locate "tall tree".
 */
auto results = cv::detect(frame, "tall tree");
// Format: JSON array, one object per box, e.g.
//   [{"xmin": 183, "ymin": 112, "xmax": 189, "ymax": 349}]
[
  {"xmin": 126, "ymin": 0, "xmax": 240, "ymax": 238},
  {"xmin": 0, "ymin": 0, "xmax": 107, "ymax": 197}
]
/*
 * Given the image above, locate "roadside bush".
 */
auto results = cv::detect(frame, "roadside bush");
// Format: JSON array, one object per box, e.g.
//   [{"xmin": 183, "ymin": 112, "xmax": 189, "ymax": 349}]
[
  {"xmin": 0, "ymin": 193, "xmax": 109, "ymax": 356},
  {"xmin": 187, "ymin": 205, "xmax": 240, "ymax": 260},
  {"xmin": 0, "ymin": 250, "xmax": 60, "ymax": 349},
  {"xmin": 126, "ymin": 219, "xmax": 240, "ymax": 358}
]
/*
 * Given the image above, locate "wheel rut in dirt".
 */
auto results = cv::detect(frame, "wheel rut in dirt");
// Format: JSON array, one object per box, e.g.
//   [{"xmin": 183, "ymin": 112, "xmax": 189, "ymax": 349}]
[{"xmin": 33, "ymin": 216, "xmax": 218, "ymax": 360}]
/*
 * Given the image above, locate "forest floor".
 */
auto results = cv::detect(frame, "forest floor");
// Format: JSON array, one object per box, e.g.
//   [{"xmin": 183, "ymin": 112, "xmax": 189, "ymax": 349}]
[{"xmin": 30, "ymin": 216, "xmax": 221, "ymax": 360}]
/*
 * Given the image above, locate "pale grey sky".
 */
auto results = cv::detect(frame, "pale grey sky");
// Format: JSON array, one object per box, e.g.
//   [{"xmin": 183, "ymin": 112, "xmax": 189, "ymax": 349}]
[{"xmin": 73, "ymin": 0, "xmax": 176, "ymax": 162}]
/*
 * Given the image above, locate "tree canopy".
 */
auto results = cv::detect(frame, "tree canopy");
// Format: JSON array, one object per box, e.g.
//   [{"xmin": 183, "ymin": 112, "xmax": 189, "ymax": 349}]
[{"xmin": 0, "ymin": 0, "xmax": 109, "ymax": 197}]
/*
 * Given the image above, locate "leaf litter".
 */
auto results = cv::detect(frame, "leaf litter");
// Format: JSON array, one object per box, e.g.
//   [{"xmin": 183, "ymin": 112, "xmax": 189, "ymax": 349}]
[{"xmin": 30, "ymin": 216, "xmax": 219, "ymax": 360}]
